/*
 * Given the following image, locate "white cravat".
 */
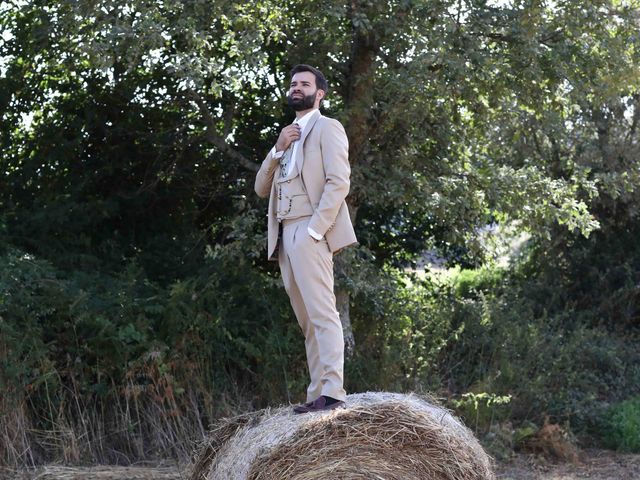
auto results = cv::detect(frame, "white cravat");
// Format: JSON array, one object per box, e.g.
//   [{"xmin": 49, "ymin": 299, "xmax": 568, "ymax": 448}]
[
  {"xmin": 286, "ymin": 109, "xmax": 315, "ymax": 176},
  {"xmin": 270, "ymin": 109, "xmax": 317, "ymax": 174}
]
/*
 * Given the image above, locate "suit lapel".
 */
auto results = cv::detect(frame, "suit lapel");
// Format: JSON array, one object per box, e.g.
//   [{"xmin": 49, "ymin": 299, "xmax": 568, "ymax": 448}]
[{"xmin": 295, "ymin": 110, "xmax": 321, "ymax": 172}]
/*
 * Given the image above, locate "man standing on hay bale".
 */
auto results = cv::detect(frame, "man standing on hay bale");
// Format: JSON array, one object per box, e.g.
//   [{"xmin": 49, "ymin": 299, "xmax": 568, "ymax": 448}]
[{"xmin": 255, "ymin": 64, "xmax": 357, "ymax": 413}]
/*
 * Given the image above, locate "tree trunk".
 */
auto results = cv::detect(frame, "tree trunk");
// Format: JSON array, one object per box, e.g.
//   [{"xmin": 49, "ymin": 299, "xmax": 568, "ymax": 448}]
[
  {"xmin": 336, "ymin": 2, "xmax": 379, "ymax": 358},
  {"xmin": 336, "ymin": 288, "xmax": 355, "ymax": 358},
  {"xmin": 336, "ymin": 201, "xmax": 360, "ymax": 358}
]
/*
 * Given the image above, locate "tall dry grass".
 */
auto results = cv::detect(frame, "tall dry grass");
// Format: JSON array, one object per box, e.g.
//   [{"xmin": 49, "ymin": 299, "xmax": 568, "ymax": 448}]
[{"xmin": 0, "ymin": 348, "xmax": 233, "ymax": 469}]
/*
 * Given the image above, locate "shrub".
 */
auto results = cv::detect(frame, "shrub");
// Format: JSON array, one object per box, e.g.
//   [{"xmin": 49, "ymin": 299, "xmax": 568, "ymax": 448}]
[
  {"xmin": 451, "ymin": 266, "xmax": 505, "ymax": 298},
  {"xmin": 0, "ymin": 241, "xmax": 297, "ymax": 467},
  {"xmin": 603, "ymin": 397, "xmax": 640, "ymax": 452},
  {"xmin": 348, "ymin": 268, "xmax": 448, "ymax": 393},
  {"xmin": 438, "ymin": 257, "xmax": 640, "ymax": 436}
]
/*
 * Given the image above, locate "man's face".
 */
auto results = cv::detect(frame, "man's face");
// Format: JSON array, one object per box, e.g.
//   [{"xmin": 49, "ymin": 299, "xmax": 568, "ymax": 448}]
[{"xmin": 287, "ymin": 71, "xmax": 324, "ymax": 111}]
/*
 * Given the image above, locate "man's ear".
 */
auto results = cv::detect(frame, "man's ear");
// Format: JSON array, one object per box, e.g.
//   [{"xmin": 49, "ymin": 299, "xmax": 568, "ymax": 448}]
[{"xmin": 316, "ymin": 89, "xmax": 326, "ymax": 102}]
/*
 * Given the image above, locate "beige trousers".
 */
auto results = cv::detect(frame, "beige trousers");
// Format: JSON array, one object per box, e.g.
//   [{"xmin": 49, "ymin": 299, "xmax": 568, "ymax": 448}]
[{"xmin": 278, "ymin": 217, "xmax": 346, "ymax": 402}]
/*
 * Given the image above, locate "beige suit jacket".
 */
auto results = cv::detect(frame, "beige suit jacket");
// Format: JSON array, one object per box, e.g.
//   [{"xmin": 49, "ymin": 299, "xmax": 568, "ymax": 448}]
[{"xmin": 255, "ymin": 110, "xmax": 358, "ymax": 260}]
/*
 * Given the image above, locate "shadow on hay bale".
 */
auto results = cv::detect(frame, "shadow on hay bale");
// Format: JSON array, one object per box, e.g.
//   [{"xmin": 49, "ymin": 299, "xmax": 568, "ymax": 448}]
[{"xmin": 190, "ymin": 392, "xmax": 495, "ymax": 480}]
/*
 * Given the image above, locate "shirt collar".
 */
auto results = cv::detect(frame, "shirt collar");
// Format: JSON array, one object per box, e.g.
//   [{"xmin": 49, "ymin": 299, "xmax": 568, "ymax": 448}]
[{"xmin": 295, "ymin": 108, "xmax": 318, "ymax": 132}]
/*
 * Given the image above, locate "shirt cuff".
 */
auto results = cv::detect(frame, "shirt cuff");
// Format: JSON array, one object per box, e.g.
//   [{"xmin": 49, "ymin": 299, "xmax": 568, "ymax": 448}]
[
  {"xmin": 270, "ymin": 146, "xmax": 285, "ymax": 159},
  {"xmin": 308, "ymin": 227, "xmax": 323, "ymax": 240}
]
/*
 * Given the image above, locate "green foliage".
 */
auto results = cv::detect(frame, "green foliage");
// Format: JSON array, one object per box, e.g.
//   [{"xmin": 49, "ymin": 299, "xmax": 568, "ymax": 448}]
[
  {"xmin": 440, "ymin": 249, "xmax": 640, "ymax": 435},
  {"xmin": 346, "ymin": 268, "xmax": 458, "ymax": 394},
  {"xmin": 602, "ymin": 397, "xmax": 640, "ymax": 453},
  {"xmin": 0, "ymin": 240, "xmax": 298, "ymax": 465},
  {"xmin": 451, "ymin": 266, "xmax": 506, "ymax": 298},
  {"xmin": 452, "ymin": 392, "xmax": 512, "ymax": 434}
]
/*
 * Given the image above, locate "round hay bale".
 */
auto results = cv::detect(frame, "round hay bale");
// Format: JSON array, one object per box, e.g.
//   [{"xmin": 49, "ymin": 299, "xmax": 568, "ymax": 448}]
[{"xmin": 190, "ymin": 392, "xmax": 495, "ymax": 480}]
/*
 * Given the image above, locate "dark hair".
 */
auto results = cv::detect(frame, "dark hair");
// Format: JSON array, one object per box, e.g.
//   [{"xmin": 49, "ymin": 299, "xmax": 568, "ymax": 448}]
[{"xmin": 290, "ymin": 64, "xmax": 329, "ymax": 94}]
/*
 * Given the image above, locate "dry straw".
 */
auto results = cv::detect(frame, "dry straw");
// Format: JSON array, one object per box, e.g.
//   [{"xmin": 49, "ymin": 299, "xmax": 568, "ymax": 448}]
[
  {"xmin": 190, "ymin": 392, "xmax": 495, "ymax": 480},
  {"xmin": 0, "ymin": 465, "xmax": 181, "ymax": 480}
]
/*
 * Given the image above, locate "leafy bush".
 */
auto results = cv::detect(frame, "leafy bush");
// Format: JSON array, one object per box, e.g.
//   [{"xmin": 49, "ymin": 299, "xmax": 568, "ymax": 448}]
[
  {"xmin": 451, "ymin": 266, "xmax": 506, "ymax": 298},
  {"xmin": 438, "ymin": 255, "xmax": 640, "ymax": 437},
  {"xmin": 0, "ymin": 237, "xmax": 298, "ymax": 466},
  {"xmin": 602, "ymin": 397, "xmax": 640, "ymax": 452},
  {"xmin": 452, "ymin": 392, "xmax": 512, "ymax": 434}
]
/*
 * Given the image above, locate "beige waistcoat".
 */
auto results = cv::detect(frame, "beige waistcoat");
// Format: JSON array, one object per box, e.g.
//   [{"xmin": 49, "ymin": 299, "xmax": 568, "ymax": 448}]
[{"xmin": 276, "ymin": 153, "xmax": 314, "ymax": 221}]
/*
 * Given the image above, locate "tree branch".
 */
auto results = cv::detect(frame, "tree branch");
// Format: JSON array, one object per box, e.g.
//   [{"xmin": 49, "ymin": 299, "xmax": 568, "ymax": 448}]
[
  {"xmin": 187, "ymin": 89, "xmax": 260, "ymax": 173},
  {"xmin": 627, "ymin": 94, "xmax": 640, "ymax": 144}
]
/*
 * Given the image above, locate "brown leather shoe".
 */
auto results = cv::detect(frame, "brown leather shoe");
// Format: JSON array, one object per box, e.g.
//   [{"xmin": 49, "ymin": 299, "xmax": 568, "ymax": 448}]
[{"xmin": 293, "ymin": 396, "xmax": 346, "ymax": 414}]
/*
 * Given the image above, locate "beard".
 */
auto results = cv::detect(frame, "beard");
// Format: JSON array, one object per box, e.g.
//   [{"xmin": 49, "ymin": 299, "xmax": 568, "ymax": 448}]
[{"xmin": 287, "ymin": 91, "xmax": 317, "ymax": 111}]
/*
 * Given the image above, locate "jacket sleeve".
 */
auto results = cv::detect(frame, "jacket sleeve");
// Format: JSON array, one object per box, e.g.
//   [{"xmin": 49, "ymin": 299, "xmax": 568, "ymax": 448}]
[
  {"xmin": 308, "ymin": 118, "xmax": 350, "ymax": 236},
  {"xmin": 254, "ymin": 150, "xmax": 279, "ymax": 198}
]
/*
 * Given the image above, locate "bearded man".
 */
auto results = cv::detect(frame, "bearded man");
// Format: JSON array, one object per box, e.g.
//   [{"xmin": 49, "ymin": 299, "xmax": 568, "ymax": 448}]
[{"xmin": 255, "ymin": 64, "xmax": 357, "ymax": 413}]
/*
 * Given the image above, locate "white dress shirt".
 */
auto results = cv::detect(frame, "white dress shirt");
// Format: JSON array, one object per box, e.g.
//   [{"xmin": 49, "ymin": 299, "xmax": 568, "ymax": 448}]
[{"xmin": 271, "ymin": 109, "xmax": 323, "ymax": 240}]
